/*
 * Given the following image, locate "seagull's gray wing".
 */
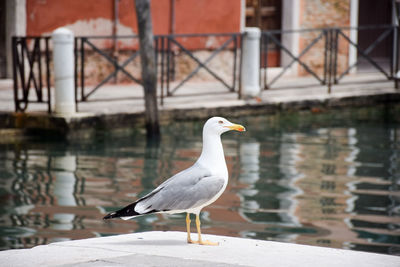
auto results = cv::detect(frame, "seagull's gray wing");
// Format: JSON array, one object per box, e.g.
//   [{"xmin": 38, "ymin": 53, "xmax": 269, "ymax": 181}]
[{"xmin": 134, "ymin": 163, "xmax": 225, "ymax": 213}]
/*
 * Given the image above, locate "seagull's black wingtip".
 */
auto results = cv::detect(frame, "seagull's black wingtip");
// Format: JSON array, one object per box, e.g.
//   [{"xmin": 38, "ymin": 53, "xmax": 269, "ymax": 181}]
[{"xmin": 103, "ymin": 212, "xmax": 118, "ymax": 220}]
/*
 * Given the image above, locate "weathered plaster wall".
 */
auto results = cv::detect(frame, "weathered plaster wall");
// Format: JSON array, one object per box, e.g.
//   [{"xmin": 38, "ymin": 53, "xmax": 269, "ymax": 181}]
[
  {"xmin": 298, "ymin": 0, "xmax": 351, "ymax": 76},
  {"xmin": 79, "ymin": 50, "xmax": 236, "ymax": 85},
  {"xmin": 300, "ymin": 0, "xmax": 350, "ymax": 29},
  {"xmin": 25, "ymin": 0, "xmax": 241, "ymax": 84},
  {"xmin": 26, "ymin": 0, "xmax": 241, "ymax": 49}
]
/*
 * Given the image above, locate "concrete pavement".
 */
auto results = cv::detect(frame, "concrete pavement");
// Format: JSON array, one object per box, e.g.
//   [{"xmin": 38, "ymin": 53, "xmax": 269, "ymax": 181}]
[
  {"xmin": 1, "ymin": 73, "xmax": 398, "ymax": 115},
  {"xmin": 0, "ymin": 231, "xmax": 399, "ymax": 267}
]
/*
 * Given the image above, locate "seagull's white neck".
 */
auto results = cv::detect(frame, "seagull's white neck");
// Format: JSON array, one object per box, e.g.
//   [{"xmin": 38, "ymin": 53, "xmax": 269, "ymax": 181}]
[{"xmin": 197, "ymin": 131, "xmax": 228, "ymax": 177}]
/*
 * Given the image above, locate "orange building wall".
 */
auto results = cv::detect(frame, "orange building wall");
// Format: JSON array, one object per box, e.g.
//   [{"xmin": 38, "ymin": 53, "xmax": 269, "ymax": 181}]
[{"xmin": 26, "ymin": 0, "xmax": 241, "ymax": 36}]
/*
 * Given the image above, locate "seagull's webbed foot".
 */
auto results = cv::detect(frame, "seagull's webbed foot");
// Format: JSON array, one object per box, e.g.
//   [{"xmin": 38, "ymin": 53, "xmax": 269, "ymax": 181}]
[
  {"xmin": 196, "ymin": 239, "xmax": 219, "ymax": 246},
  {"xmin": 187, "ymin": 237, "xmax": 219, "ymax": 246},
  {"xmin": 187, "ymin": 213, "xmax": 219, "ymax": 246}
]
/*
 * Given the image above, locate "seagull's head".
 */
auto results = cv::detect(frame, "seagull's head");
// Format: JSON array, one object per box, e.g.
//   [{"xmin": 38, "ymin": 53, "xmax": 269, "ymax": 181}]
[{"xmin": 203, "ymin": 117, "xmax": 246, "ymax": 136}]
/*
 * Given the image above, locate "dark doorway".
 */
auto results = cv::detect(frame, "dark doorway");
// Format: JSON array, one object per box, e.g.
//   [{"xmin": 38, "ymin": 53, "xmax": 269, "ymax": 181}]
[
  {"xmin": 0, "ymin": 0, "xmax": 6, "ymax": 78},
  {"xmin": 246, "ymin": 0, "xmax": 282, "ymax": 67},
  {"xmin": 357, "ymin": 0, "xmax": 393, "ymax": 71}
]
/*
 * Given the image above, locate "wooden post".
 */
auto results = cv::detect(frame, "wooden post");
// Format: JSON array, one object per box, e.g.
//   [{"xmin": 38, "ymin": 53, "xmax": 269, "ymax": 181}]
[{"xmin": 135, "ymin": 0, "xmax": 160, "ymax": 137}]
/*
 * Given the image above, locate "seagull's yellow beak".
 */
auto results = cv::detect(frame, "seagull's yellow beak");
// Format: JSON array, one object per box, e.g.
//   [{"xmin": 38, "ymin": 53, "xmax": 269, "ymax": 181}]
[{"xmin": 226, "ymin": 124, "xmax": 246, "ymax": 132}]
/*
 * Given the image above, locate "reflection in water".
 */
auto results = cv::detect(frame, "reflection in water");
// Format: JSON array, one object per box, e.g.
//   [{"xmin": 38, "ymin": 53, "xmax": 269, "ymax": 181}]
[
  {"xmin": 238, "ymin": 141, "xmax": 260, "ymax": 226},
  {"xmin": 0, "ymin": 107, "xmax": 399, "ymax": 255},
  {"xmin": 52, "ymin": 155, "xmax": 77, "ymax": 207},
  {"xmin": 51, "ymin": 155, "xmax": 77, "ymax": 232}
]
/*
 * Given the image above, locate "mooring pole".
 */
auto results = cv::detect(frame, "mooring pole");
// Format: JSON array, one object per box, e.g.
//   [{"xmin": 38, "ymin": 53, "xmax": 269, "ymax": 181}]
[
  {"xmin": 52, "ymin": 27, "xmax": 76, "ymax": 115},
  {"xmin": 241, "ymin": 27, "xmax": 261, "ymax": 99},
  {"xmin": 135, "ymin": 0, "xmax": 160, "ymax": 138}
]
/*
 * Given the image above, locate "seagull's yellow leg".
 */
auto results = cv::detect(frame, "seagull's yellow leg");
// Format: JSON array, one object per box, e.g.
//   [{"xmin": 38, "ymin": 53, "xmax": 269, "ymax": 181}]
[
  {"xmin": 195, "ymin": 214, "xmax": 218, "ymax": 246},
  {"xmin": 186, "ymin": 213, "xmax": 193, "ymax": 243}
]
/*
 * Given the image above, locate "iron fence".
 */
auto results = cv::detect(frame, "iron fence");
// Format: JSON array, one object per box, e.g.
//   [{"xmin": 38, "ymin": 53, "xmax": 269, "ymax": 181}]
[
  {"xmin": 334, "ymin": 25, "xmax": 398, "ymax": 83},
  {"xmin": 12, "ymin": 36, "xmax": 52, "ymax": 113},
  {"xmin": 261, "ymin": 28, "xmax": 329, "ymax": 89},
  {"xmin": 73, "ymin": 33, "xmax": 241, "ymax": 107},
  {"xmin": 74, "ymin": 35, "xmax": 142, "ymax": 105},
  {"xmin": 261, "ymin": 25, "xmax": 399, "ymax": 92},
  {"xmin": 155, "ymin": 33, "xmax": 242, "ymax": 104},
  {"xmin": 11, "ymin": 25, "xmax": 399, "ymax": 114}
]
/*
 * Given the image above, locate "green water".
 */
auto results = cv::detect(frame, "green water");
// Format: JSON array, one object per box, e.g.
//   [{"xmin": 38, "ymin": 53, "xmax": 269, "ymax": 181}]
[{"xmin": 0, "ymin": 106, "xmax": 399, "ymax": 255}]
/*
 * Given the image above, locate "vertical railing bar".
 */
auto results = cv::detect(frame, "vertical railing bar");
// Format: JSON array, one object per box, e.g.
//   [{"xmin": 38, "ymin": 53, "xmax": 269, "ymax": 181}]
[
  {"xmin": 392, "ymin": 0, "xmax": 399, "ymax": 78},
  {"xmin": 333, "ymin": 29, "xmax": 339, "ymax": 84},
  {"xmin": 259, "ymin": 33, "xmax": 263, "ymax": 90},
  {"xmin": 74, "ymin": 37, "xmax": 79, "ymax": 112},
  {"xmin": 232, "ymin": 34, "xmax": 237, "ymax": 91},
  {"xmin": 12, "ymin": 37, "xmax": 20, "ymax": 112},
  {"xmin": 81, "ymin": 38, "xmax": 85, "ymax": 101},
  {"xmin": 20, "ymin": 39, "xmax": 27, "ymax": 103},
  {"xmin": 262, "ymin": 33, "xmax": 265, "ymax": 89},
  {"xmin": 396, "ymin": 3, "xmax": 400, "ymax": 88},
  {"xmin": 21, "ymin": 39, "xmax": 29, "ymax": 110},
  {"xmin": 37, "ymin": 38, "xmax": 43, "ymax": 102},
  {"xmin": 171, "ymin": 38, "xmax": 176, "ymax": 82},
  {"xmin": 323, "ymin": 30, "xmax": 329, "ymax": 85},
  {"xmin": 45, "ymin": 37, "xmax": 52, "ymax": 113},
  {"xmin": 238, "ymin": 33, "xmax": 243, "ymax": 99},
  {"xmin": 390, "ymin": 27, "xmax": 394, "ymax": 77},
  {"xmin": 154, "ymin": 36, "xmax": 160, "ymax": 105},
  {"xmin": 328, "ymin": 29, "xmax": 333, "ymax": 94},
  {"xmin": 396, "ymin": 25, "xmax": 400, "ymax": 89},
  {"xmin": 326, "ymin": 30, "xmax": 330, "ymax": 93},
  {"xmin": 264, "ymin": 33, "xmax": 269, "ymax": 89},
  {"xmin": 160, "ymin": 36, "xmax": 165, "ymax": 105},
  {"xmin": 166, "ymin": 36, "xmax": 171, "ymax": 96}
]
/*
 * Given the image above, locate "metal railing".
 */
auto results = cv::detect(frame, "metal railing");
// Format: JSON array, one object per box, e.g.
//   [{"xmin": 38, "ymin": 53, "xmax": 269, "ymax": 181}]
[
  {"xmin": 261, "ymin": 28, "xmax": 329, "ymax": 89},
  {"xmin": 12, "ymin": 36, "xmax": 52, "ymax": 113},
  {"xmin": 13, "ymin": 33, "xmax": 241, "ymax": 113},
  {"xmin": 261, "ymin": 25, "xmax": 399, "ymax": 92},
  {"xmin": 74, "ymin": 33, "xmax": 241, "ymax": 106},
  {"xmin": 74, "ymin": 35, "xmax": 142, "ymax": 105},
  {"xmin": 334, "ymin": 25, "xmax": 398, "ymax": 83},
  {"xmin": 155, "ymin": 33, "xmax": 242, "ymax": 105},
  {"xmin": 11, "ymin": 25, "xmax": 399, "ymax": 113}
]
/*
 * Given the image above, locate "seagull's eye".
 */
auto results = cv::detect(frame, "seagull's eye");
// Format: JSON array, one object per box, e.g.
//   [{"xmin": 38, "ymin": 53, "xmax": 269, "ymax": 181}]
[{"xmin": 218, "ymin": 120, "xmax": 223, "ymax": 124}]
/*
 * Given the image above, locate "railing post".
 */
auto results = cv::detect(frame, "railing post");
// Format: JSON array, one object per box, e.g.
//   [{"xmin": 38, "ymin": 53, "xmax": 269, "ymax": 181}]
[
  {"xmin": 12, "ymin": 37, "xmax": 19, "ymax": 112},
  {"xmin": 241, "ymin": 27, "xmax": 261, "ymax": 99},
  {"xmin": 52, "ymin": 27, "xmax": 76, "ymax": 115},
  {"xmin": 327, "ymin": 29, "xmax": 333, "ymax": 94},
  {"xmin": 396, "ymin": 24, "xmax": 400, "ymax": 89}
]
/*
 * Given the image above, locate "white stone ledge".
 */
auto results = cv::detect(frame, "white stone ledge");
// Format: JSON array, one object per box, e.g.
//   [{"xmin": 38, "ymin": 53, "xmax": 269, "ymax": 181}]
[{"xmin": 0, "ymin": 231, "xmax": 398, "ymax": 267}]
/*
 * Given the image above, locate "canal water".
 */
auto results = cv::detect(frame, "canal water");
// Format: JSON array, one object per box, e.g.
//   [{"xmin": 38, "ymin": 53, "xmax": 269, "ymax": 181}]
[{"xmin": 0, "ymin": 106, "xmax": 399, "ymax": 255}]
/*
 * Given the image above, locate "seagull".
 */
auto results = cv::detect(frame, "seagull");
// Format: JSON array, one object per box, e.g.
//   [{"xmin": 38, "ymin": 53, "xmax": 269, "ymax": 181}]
[{"xmin": 103, "ymin": 117, "xmax": 245, "ymax": 245}]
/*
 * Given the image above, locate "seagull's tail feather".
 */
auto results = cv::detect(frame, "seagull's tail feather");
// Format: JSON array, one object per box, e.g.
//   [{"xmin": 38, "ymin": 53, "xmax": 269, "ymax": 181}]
[
  {"xmin": 103, "ymin": 186, "xmax": 169, "ymax": 220},
  {"xmin": 103, "ymin": 212, "xmax": 120, "ymax": 220},
  {"xmin": 103, "ymin": 202, "xmax": 142, "ymax": 220},
  {"xmin": 103, "ymin": 199, "xmax": 162, "ymax": 220}
]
